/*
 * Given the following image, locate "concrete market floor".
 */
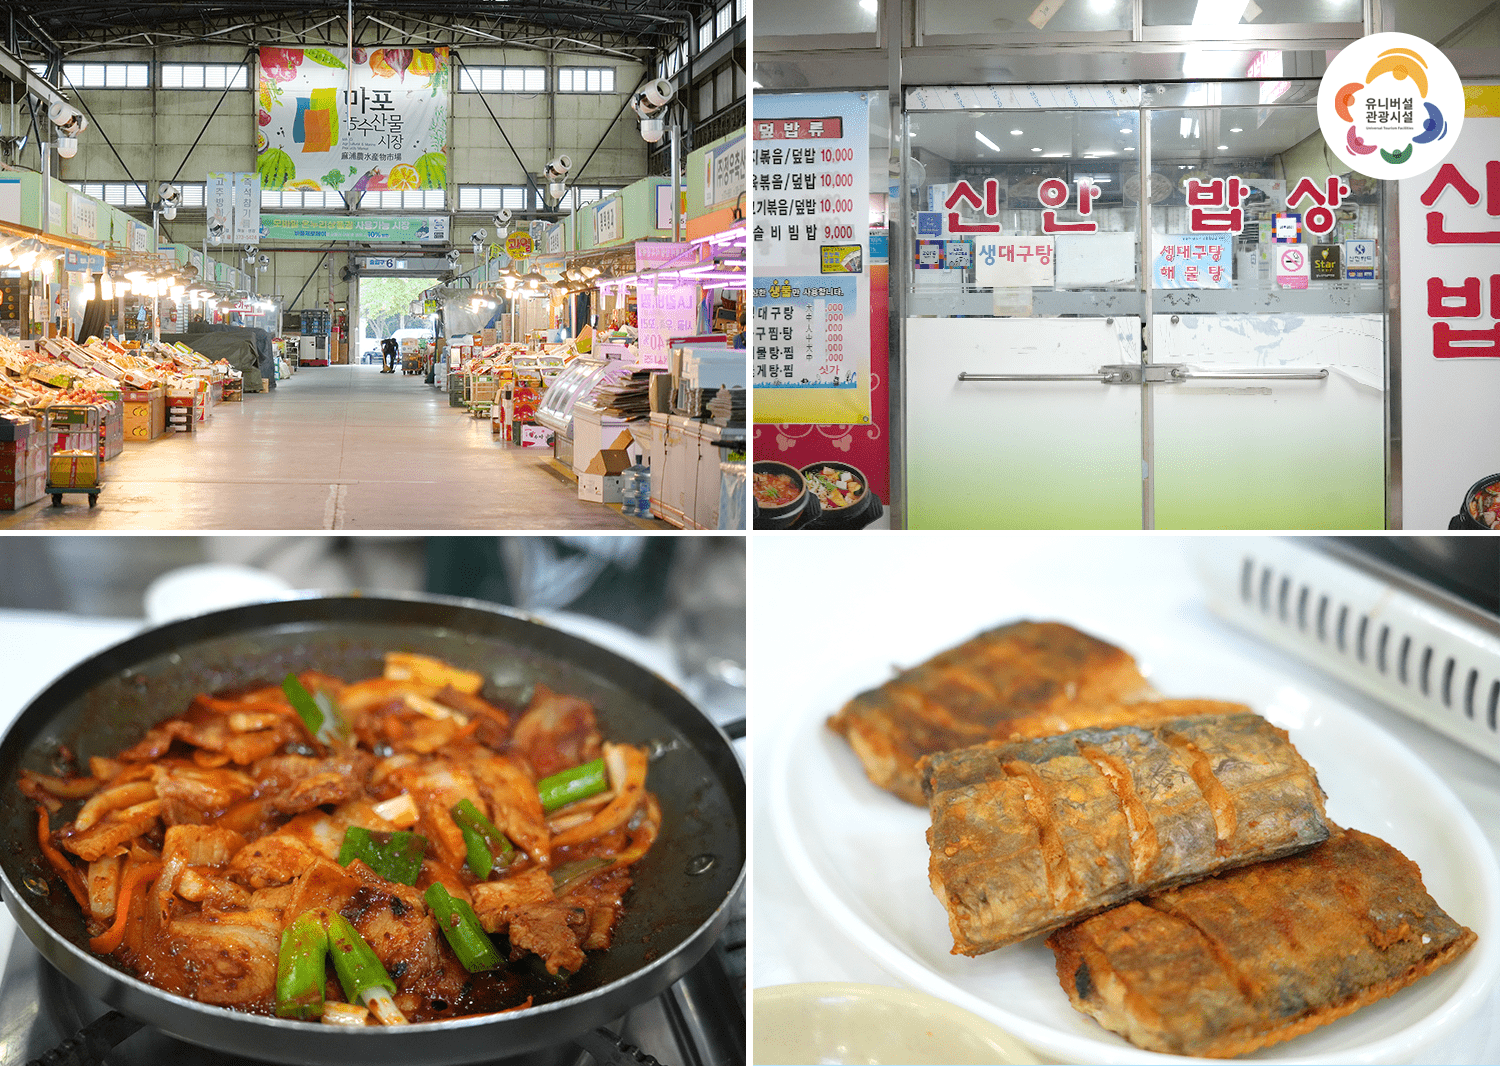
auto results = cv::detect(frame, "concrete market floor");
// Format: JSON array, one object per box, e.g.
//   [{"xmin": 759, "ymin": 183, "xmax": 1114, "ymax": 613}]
[{"xmin": 0, "ymin": 364, "xmax": 663, "ymax": 531}]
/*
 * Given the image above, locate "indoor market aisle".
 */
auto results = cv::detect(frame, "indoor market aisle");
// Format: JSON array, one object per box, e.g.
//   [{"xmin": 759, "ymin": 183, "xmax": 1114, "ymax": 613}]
[{"xmin": 0, "ymin": 365, "xmax": 655, "ymax": 531}]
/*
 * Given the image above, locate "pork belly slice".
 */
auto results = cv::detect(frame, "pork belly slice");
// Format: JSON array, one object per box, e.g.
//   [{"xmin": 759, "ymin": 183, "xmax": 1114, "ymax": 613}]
[
  {"xmin": 471, "ymin": 867, "xmax": 586, "ymax": 976},
  {"xmin": 168, "ymin": 907, "xmax": 282, "ymax": 1009},
  {"xmin": 827, "ymin": 621, "xmax": 1159, "ymax": 805},
  {"xmin": 922, "ymin": 713, "xmax": 1329, "ymax": 954},
  {"xmin": 1048, "ymin": 828, "xmax": 1478, "ymax": 1058}
]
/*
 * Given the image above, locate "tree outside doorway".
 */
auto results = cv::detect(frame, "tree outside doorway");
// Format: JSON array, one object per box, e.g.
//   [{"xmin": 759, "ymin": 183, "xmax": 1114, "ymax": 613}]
[{"xmin": 359, "ymin": 276, "xmax": 436, "ymax": 349}]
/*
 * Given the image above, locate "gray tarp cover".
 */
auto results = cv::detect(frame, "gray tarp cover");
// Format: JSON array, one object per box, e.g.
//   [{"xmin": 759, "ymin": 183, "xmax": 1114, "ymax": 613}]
[{"xmin": 162, "ymin": 328, "xmax": 266, "ymax": 391}]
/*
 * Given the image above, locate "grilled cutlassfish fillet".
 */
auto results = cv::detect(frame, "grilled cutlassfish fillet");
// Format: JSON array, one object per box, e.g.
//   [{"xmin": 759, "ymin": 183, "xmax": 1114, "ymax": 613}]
[
  {"xmin": 921, "ymin": 713, "xmax": 1330, "ymax": 954},
  {"xmin": 827, "ymin": 621, "xmax": 1162, "ymax": 804},
  {"xmin": 1047, "ymin": 827, "xmax": 1477, "ymax": 1057}
]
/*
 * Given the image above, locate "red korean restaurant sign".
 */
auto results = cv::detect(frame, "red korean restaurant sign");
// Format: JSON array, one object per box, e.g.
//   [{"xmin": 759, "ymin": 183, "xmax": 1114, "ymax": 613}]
[{"xmin": 1399, "ymin": 85, "xmax": 1500, "ymax": 527}]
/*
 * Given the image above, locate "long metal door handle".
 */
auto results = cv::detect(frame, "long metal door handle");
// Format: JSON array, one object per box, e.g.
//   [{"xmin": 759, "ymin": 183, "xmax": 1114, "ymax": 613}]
[
  {"xmin": 1173, "ymin": 367, "xmax": 1329, "ymax": 381},
  {"xmin": 958, "ymin": 371, "xmax": 1113, "ymax": 383}
]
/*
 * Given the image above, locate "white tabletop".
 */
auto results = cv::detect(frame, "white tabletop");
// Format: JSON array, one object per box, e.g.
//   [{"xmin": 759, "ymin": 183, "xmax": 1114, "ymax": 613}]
[{"xmin": 750, "ymin": 534, "xmax": 1500, "ymax": 1065}]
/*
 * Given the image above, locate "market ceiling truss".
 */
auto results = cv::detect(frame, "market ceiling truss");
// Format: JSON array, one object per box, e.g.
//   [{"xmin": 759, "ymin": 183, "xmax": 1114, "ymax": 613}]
[{"xmin": 4, "ymin": 3, "xmax": 715, "ymax": 62}]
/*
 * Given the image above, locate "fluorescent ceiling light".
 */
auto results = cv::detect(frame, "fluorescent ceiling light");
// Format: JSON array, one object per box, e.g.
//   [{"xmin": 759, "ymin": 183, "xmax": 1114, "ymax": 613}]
[
  {"xmin": 859, "ymin": 0, "xmax": 877, "ymax": 11},
  {"xmin": 1124, "ymin": 146, "xmax": 1136, "ymax": 151},
  {"xmin": 1030, "ymin": 147, "xmax": 1042, "ymax": 153},
  {"xmin": 1180, "ymin": 116, "xmax": 1194, "ymax": 138},
  {"xmin": 975, "ymin": 130, "xmax": 1001, "ymax": 151},
  {"xmin": 1010, "ymin": 128, "xmax": 1024, "ymax": 135},
  {"xmin": 1217, "ymin": 144, "xmax": 1229, "ymax": 150},
  {"xmin": 1120, "ymin": 127, "xmax": 1132, "ymax": 134},
  {"xmin": 1192, "ymin": 0, "xmax": 1250, "ymax": 25},
  {"xmin": 1230, "ymin": 126, "xmax": 1244, "ymax": 132}
]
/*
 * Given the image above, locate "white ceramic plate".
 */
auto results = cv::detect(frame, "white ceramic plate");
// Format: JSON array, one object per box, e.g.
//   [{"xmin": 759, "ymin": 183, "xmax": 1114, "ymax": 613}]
[
  {"xmin": 770, "ymin": 637, "xmax": 1500, "ymax": 1065},
  {"xmin": 753, "ymin": 982, "xmax": 1042, "ymax": 1065}
]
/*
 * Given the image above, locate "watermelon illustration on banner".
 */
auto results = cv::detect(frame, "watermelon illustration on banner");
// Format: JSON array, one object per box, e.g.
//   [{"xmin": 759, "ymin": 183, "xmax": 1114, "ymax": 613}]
[{"xmin": 257, "ymin": 46, "xmax": 449, "ymax": 195}]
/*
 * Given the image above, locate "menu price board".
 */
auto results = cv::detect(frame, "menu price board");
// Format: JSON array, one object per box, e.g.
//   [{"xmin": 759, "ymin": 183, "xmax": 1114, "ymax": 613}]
[{"xmin": 753, "ymin": 91, "xmax": 870, "ymax": 425}]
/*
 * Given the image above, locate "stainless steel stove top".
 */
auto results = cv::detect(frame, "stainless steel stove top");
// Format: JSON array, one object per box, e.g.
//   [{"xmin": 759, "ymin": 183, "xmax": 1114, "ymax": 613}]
[{"xmin": 0, "ymin": 897, "xmax": 744, "ymax": 1066}]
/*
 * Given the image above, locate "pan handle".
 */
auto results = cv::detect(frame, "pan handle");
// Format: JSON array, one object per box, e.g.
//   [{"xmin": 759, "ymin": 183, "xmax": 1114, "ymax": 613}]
[
  {"xmin": 573, "ymin": 1026, "xmax": 665, "ymax": 1066},
  {"xmin": 26, "ymin": 1010, "xmax": 143, "ymax": 1066}
]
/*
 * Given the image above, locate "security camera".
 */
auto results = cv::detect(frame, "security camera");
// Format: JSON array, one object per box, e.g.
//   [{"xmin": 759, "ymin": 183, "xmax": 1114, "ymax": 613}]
[
  {"xmin": 158, "ymin": 182, "xmax": 182, "ymax": 205},
  {"xmin": 471, "ymin": 228, "xmax": 487, "ymax": 244},
  {"xmin": 445, "ymin": 249, "xmax": 461, "ymax": 267},
  {"xmin": 48, "ymin": 101, "xmax": 87, "ymax": 137},
  {"xmin": 630, "ymin": 79, "xmax": 674, "ymax": 143},
  {"xmin": 244, "ymin": 246, "xmax": 259, "ymax": 262},
  {"xmin": 543, "ymin": 155, "xmax": 571, "ymax": 181}
]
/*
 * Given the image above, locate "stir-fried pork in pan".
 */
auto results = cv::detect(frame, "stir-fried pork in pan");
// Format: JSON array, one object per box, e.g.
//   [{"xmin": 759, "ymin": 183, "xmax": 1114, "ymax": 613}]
[{"xmin": 22, "ymin": 654, "xmax": 659, "ymax": 1026}]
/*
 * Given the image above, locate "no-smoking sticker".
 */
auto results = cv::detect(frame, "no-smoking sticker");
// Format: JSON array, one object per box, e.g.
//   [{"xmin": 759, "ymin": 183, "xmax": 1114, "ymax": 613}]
[{"xmin": 1318, "ymin": 32, "xmax": 1464, "ymax": 180}]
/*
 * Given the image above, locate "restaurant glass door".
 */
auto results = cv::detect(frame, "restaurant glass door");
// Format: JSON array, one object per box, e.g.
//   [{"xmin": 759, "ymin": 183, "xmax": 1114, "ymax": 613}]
[{"xmin": 901, "ymin": 83, "xmax": 1386, "ymax": 529}]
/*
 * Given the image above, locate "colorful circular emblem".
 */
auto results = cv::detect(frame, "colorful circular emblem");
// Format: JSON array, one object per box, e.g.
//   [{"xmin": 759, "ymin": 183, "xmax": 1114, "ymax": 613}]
[{"xmin": 1318, "ymin": 33, "xmax": 1464, "ymax": 180}]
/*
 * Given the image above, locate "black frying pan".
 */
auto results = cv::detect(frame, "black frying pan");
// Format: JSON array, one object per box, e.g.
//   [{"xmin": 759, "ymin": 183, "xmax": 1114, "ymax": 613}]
[{"xmin": 0, "ymin": 593, "xmax": 745, "ymax": 1066}]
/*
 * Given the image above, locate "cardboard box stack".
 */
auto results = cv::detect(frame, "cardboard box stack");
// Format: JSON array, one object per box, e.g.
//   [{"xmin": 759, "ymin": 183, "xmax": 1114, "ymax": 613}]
[{"xmin": 0, "ymin": 413, "xmax": 45, "ymax": 510}]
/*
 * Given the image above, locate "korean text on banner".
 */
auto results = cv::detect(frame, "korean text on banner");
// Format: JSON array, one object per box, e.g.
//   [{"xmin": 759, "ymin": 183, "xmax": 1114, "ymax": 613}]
[
  {"xmin": 752, "ymin": 92, "xmax": 871, "ymax": 425},
  {"xmin": 234, "ymin": 172, "xmax": 261, "ymax": 245},
  {"xmin": 257, "ymin": 47, "xmax": 449, "ymax": 195},
  {"xmin": 207, "ymin": 172, "xmax": 233, "ymax": 244},
  {"xmin": 1398, "ymin": 84, "xmax": 1500, "ymax": 528},
  {"xmin": 635, "ymin": 242, "xmax": 698, "ymax": 371}
]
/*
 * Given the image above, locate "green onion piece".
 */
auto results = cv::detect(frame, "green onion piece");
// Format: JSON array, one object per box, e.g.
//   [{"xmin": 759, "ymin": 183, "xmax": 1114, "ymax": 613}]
[
  {"xmin": 324, "ymin": 911, "xmax": 400, "ymax": 1017},
  {"xmin": 336, "ymin": 826, "xmax": 428, "ymax": 887},
  {"xmin": 282, "ymin": 673, "xmax": 344, "ymax": 744},
  {"xmin": 275, "ymin": 911, "xmax": 328, "ymax": 1020},
  {"xmin": 537, "ymin": 758, "xmax": 608, "ymax": 813},
  {"xmin": 550, "ymin": 856, "xmax": 612, "ymax": 895},
  {"xmin": 458, "ymin": 822, "xmax": 494, "ymax": 881},
  {"xmin": 450, "ymin": 799, "xmax": 514, "ymax": 879},
  {"xmin": 424, "ymin": 882, "xmax": 502, "ymax": 973}
]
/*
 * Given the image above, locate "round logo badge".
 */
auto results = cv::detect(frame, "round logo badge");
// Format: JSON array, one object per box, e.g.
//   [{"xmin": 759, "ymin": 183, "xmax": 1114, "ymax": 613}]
[{"xmin": 1317, "ymin": 32, "xmax": 1464, "ymax": 180}]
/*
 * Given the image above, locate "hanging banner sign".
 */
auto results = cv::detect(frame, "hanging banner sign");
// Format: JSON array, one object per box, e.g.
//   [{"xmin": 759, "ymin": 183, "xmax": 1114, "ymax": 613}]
[
  {"xmin": 129, "ymin": 220, "xmax": 152, "ymax": 254},
  {"xmin": 0, "ymin": 177, "xmax": 20, "ymax": 224},
  {"xmin": 505, "ymin": 232, "xmax": 534, "ymax": 258},
  {"xmin": 706, "ymin": 133, "xmax": 746, "ymax": 209},
  {"xmin": 234, "ymin": 172, "xmax": 261, "ymax": 244},
  {"xmin": 1399, "ymin": 84, "xmax": 1500, "ymax": 528},
  {"xmin": 63, "ymin": 250, "xmax": 106, "ymax": 273},
  {"xmin": 545, "ymin": 222, "xmax": 564, "ymax": 255},
  {"xmin": 753, "ymin": 90, "xmax": 871, "ymax": 425},
  {"xmin": 207, "ymin": 172, "xmax": 233, "ymax": 243},
  {"xmin": 257, "ymin": 214, "xmax": 449, "ymax": 242},
  {"xmin": 634, "ymin": 241, "xmax": 697, "ymax": 371},
  {"xmin": 256, "ymin": 46, "xmax": 449, "ymax": 195}
]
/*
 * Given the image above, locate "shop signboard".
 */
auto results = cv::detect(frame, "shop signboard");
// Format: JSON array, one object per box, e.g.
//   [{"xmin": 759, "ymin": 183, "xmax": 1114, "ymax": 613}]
[
  {"xmin": 256, "ymin": 46, "xmax": 449, "ymax": 195},
  {"xmin": 63, "ymin": 250, "xmax": 106, "ymax": 273},
  {"xmin": 752, "ymin": 91, "xmax": 871, "ymax": 425},
  {"xmin": 189, "ymin": 248, "xmax": 205, "ymax": 277},
  {"xmin": 706, "ymin": 133, "xmax": 746, "ymax": 209},
  {"xmin": 545, "ymin": 222, "xmax": 564, "ymax": 256},
  {"xmin": 0, "ymin": 177, "xmax": 20, "ymax": 224},
  {"xmin": 505, "ymin": 232, "xmax": 534, "ymax": 258},
  {"xmin": 593, "ymin": 197, "xmax": 622, "ymax": 245},
  {"xmin": 257, "ymin": 214, "xmax": 448, "ymax": 242},
  {"xmin": 208, "ymin": 172, "xmax": 233, "ymax": 243},
  {"xmin": 634, "ymin": 241, "xmax": 697, "ymax": 371},
  {"xmin": 1153, "ymin": 236, "xmax": 1231, "ymax": 289},
  {"xmin": 1399, "ymin": 83, "xmax": 1500, "ymax": 528},
  {"xmin": 66, "ymin": 191, "xmax": 98, "ymax": 240},
  {"xmin": 655, "ymin": 184, "xmax": 685, "ymax": 231},
  {"xmin": 129, "ymin": 220, "xmax": 151, "ymax": 254},
  {"xmin": 234, "ymin": 172, "xmax": 261, "ymax": 245}
]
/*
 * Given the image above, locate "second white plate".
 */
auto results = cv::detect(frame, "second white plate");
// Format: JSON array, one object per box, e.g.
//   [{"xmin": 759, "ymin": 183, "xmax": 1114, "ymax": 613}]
[{"xmin": 770, "ymin": 633, "xmax": 1500, "ymax": 1065}]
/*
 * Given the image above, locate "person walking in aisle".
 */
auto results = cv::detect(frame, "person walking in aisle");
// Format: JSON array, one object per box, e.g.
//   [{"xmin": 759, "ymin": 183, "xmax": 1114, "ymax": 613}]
[{"xmin": 381, "ymin": 337, "xmax": 398, "ymax": 374}]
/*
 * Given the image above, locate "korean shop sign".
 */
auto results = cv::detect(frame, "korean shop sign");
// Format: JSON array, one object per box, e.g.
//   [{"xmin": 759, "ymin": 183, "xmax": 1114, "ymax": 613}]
[
  {"xmin": 1318, "ymin": 33, "xmax": 1464, "ymax": 180},
  {"xmin": 942, "ymin": 176, "xmax": 1099, "ymax": 235},
  {"xmin": 752, "ymin": 91, "xmax": 870, "ymax": 426},
  {"xmin": 1398, "ymin": 84, "xmax": 1500, "ymax": 528}
]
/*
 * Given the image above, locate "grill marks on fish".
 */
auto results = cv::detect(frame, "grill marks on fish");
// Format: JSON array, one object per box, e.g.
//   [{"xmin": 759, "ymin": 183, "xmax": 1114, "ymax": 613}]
[
  {"xmin": 923, "ymin": 714, "xmax": 1330, "ymax": 955},
  {"xmin": 828, "ymin": 621, "xmax": 1162, "ymax": 805},
  {"xmin": 1047, "ymin": 828, "xmax": 1478, "ymax": 1058}
]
